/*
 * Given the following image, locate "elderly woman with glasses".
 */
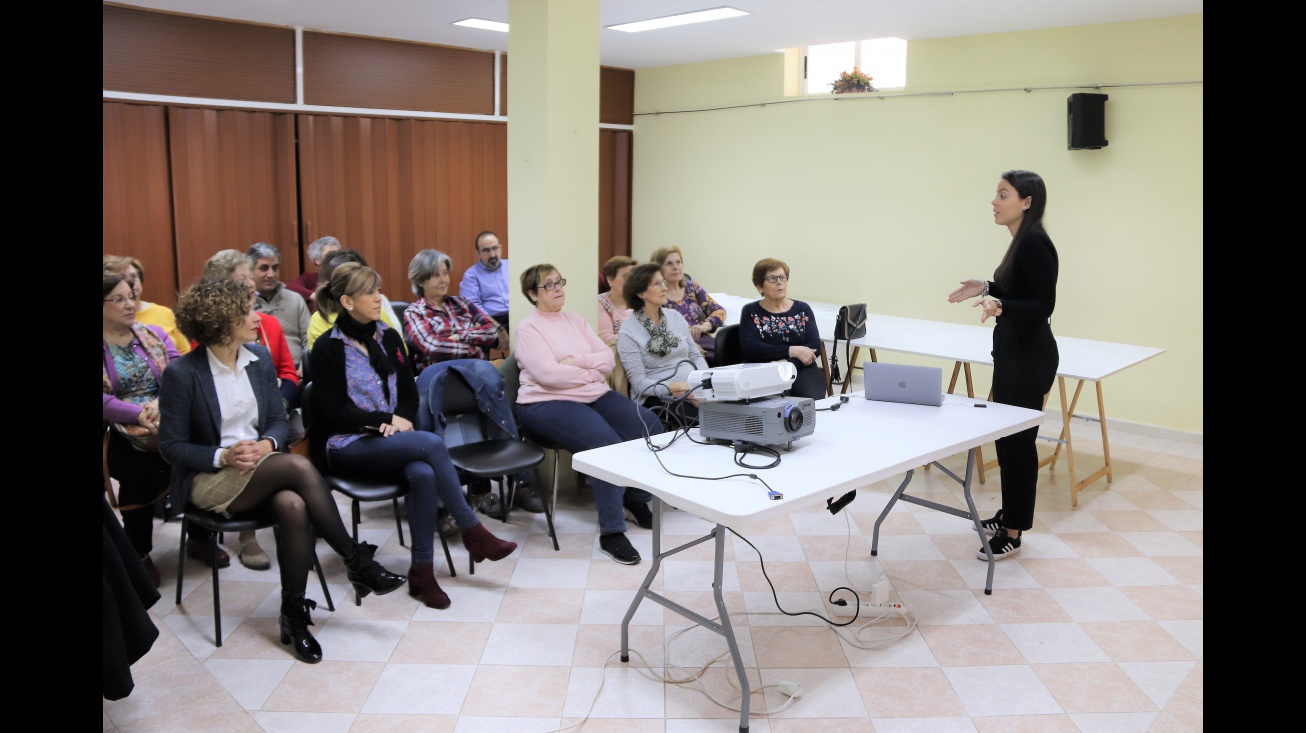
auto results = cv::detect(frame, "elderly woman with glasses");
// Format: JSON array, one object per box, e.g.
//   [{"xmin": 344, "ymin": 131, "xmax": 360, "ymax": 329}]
[
  {"xmin": 103, "ymin": 269, "xmax": 217, "ymax": 586},
  {"xmin": 616, "ymin": 263, "xmax": 708, "ymax": 427},
  {"xmin": 739, "ymin": 258, "xmax": 827, "ymax": 400},
  {"xmin": 513, "ymin": 264, "xmax": 662, "ymax": 566}
]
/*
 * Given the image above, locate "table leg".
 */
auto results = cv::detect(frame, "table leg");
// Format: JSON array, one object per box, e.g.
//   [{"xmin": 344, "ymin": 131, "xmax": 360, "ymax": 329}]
[
  {"xmin": 963, "ymin": 363, "xmax": 987, "ymax": 485},
  {"xmin": 620, "ymin": 499, "xmax": 665, "ymax": 663},
  {"xmin": 1096, "ymin": 381, "xmax": 1112, "ymax": 483},
  {"xmin": 869, "ymin": 469, "xmax": 916, "ymax": 557},
  {"xmin": 712, "ymin": 527, "xmax": 751, "ymax": 732},
  {"xmin": 956, "ymin": 449, "xmax": 996, "ymax": 594}
]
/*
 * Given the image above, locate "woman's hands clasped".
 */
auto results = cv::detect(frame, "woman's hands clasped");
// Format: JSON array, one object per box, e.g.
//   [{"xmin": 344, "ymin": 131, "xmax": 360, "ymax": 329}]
[
  {"xmin": 373, "ymin": 415, "xmax": 414, "ymax": 437},
  {"xmin": 136, "ymin": 399, "xmax": 161, "ymax": 433},
  {"xmin": 788, "ymin": 345, "xmax": 817, "ymax": 366}
]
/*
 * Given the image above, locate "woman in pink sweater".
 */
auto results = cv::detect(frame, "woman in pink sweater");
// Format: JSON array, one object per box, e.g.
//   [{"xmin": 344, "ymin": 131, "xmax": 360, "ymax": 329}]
[{"xmin": 514, "ymin": 263, "xmax": 661, "ymax": 566}]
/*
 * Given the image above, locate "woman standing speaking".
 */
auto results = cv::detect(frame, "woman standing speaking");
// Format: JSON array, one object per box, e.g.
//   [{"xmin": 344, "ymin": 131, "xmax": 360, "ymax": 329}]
[{"xmin": 948, "ymin": 170, "xmax": 1058, "ymax": 560}]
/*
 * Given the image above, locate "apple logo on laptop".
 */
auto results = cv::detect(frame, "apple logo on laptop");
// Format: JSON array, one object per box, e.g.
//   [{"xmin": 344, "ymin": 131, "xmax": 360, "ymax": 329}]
[{"xmin": 897, "ymin": 381, "xmax": 907, "ymax": 388}]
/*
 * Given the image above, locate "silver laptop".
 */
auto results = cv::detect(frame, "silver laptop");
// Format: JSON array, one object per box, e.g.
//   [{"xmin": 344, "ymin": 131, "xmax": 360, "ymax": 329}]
[{"xmin": 863, "ymin": 363, "xmax": 944, "ymax": 406}]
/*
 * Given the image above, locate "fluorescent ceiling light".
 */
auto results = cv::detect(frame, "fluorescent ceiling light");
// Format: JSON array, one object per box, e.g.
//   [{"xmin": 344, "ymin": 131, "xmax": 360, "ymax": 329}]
[
  {"xmin": 607, "ymin": 6, "xmax": 749, "ymax": 33},
  {"xmin": 453, "ymin": 18, "xmax": 509, "ymax": 33}
]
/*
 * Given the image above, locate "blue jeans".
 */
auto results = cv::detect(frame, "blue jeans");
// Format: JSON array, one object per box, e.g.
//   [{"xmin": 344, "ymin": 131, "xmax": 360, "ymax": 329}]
[
  {"xmin": 328, "ymin": 431, "xmax": 479, "ymax": 565},
  {"xmin": 519, "ymin": 390, "xmax": 659, "ymax": 535}
]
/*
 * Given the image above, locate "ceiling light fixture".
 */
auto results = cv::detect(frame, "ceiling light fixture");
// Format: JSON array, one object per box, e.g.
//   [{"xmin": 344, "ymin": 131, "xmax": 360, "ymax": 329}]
[
  {"xmin": 607, "ymin": 6, "xmax": 749, "ymax": 33},
  {"xmin": 453, "ymin": 18, "xmax": 509, "ymax": 33}
]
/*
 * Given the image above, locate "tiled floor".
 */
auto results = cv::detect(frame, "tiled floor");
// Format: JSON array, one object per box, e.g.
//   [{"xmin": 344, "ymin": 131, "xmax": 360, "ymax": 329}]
[{"xmin": 104, "ymin": 420, "xmax": 1202, "ymax": 732}]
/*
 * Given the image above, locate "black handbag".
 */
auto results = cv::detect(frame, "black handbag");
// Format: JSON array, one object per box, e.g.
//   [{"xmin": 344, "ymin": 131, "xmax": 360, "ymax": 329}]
[{"xmin": 829, "ymin": 303, "xmax": 867, "ymax": 386}]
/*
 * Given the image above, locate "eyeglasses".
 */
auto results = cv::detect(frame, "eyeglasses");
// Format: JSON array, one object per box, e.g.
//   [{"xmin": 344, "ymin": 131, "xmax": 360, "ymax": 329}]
[
  {"xmin": 104, "ymin": 293, "xmax": 136, "ymax": 306},
  {"xmin": 537, "ymin": 278, "xmax": 567, "ymax": 291},
  {"xmin": 764, "ymin": 274, "xmax": 789, "ymax": 284}
]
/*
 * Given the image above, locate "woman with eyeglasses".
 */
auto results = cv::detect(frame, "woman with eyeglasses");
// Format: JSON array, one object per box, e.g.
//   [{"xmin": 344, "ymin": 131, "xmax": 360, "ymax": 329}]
[
  {"xmin": 651, "ymin": 246, "xmax": 726, "ymax": 364},
  {"xmin": 104, "ymin": 255, "xmax": 190, "ymax": 355},
  {"xmin": 514, "ymin": 264, "xmax": 662, "ymax": 566},
  {"xmin": 102, "ymin": 270, "xmax": 216, "ymax": 587},
  {"xmin": 739, "ymin": 258, "xmax": 828, "ymax": 400},
  {"xmin": 616, "ymin": 263, "xmax": 708, "ymax": 426}
]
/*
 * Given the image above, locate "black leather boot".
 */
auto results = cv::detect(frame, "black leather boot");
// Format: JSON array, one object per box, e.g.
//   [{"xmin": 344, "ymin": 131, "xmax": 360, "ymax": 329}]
[
  {"xmin": 344, "ymin": 541, "xmax": 407, "ymax": 599},
  {"xmin": 279, "ymin": 596, "xmax": 322, "ymax": 664}
]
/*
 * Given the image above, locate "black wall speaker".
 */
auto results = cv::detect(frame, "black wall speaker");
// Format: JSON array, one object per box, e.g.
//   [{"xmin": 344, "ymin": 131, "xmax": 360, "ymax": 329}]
[{"xmin": 1067, "ymin": 92, "xmax": 1108, "ymax": 150}]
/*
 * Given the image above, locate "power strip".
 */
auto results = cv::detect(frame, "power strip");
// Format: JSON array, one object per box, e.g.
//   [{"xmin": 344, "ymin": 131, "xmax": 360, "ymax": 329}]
[{"xmin": 831, "ymin": 601, "xmax": 905, "ymax": 618}]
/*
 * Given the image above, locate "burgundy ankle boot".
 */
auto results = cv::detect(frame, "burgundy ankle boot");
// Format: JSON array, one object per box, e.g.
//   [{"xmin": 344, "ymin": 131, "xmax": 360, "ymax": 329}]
[
  {"xmin": 407, "ymin": 563, "xmax": 451, "ymax": 609},
  {"xmin": 461, "ymin": 523, "xmax": 517, "ymax": 564}
]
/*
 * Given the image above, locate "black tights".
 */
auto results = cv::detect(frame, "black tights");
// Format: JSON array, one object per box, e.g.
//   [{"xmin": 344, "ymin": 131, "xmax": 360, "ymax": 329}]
[{"xmin": 224, "ymin": 453, "xmax": 354, "ymax": 595}]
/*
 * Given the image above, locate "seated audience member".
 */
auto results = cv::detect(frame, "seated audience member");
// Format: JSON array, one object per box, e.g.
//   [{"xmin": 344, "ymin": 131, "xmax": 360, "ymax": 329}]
[
  {"xmin": 617, "ymin": 263, "xmax": 708, "ymax": 426},
  {"xmin": 248, "ymin": 242, "xmax": 311, "ymax": 371},
  {"xmin": 739, "ymin": 258, "xmax": 828, "ymax": 400},
  {"xmin": 286, "ymin": 236, "xmax": 341, "ymax": 312},
  {"xmin": 513, "ymin": 263, "xmax": 662, "ymax": 565},
  {"xmin": 309, "ymin": 263, "xmax": 517, "ymax": 610},
  {"xmin": 203, "ymin": 249, "xmax": 301, "ymax": 570},
  {"xmin": 597, "ymin": 255, "xmax": 638, "ymax": 397},
  {"xmin": 651, "ymin": 245, "xmax": 727, "ymax": 364},
  {"xmin": 104, "ymin": 255, "xmax": 190, "ymax": 355},
  {"xmin": 305, "ymin": 249, "xmax": 404, "ymax": 350},
  {"xmin": 403, "ymin": 249, "xmax": 506, "ymax": 372},
  {"xmin": 103, "ymin": 270, "xmax": 222, "ymax": 587},
  {"xmin": 159, "ymin": 278, "xmax": 406, "ymax": 664},
  {"xmin": 459, "ymin": 231, "xmax": 511, "ymax": 330},
  {"xmin": 597, "ymin": 256, "xmax": 637, "ymax": 346}
]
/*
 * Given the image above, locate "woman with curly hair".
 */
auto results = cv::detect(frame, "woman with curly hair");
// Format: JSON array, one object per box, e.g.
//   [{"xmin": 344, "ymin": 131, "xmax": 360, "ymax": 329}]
[{"xmin": 159, "ymin": 277, "xmax": 407, "ymax": 664}]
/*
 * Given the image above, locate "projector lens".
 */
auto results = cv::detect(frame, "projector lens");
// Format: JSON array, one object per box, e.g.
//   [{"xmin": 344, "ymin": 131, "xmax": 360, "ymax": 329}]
[{"xmin": 782, "ymin": 404, "xmax": 803, "ymax": 432}]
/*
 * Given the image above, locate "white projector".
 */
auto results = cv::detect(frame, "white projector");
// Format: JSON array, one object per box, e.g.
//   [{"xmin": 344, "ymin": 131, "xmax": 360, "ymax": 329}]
[
  {"xmin": 698, "ymin": 396, "xmax": 816, "ymax": 447},
  {"xmin": 688, "ymin": 362, "xmax": 796, "ymax": 402}
]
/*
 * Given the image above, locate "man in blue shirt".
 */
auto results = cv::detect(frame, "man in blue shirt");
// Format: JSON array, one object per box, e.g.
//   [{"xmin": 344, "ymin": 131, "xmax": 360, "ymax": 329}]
[{"xmin": 459, "ymin": 231, "xmax": 511, "ymax": 330}]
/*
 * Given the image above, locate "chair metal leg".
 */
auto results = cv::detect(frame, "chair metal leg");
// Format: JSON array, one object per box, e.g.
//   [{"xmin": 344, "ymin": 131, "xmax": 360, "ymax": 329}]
[
  {"xmin": 175, "ymin": 516, "xmax": 189, "ymax": 605},
  {"xmin": 534, "ymin": 464, "xmax": 559, "ymax": 551},
  {"xmin": 209, "ymin": 530, "xmax": 223, "ymax": 646},
  {"xmin": 438, "ymin": 507, "xmax": 457, "ymax": 578},
  {"xmin": 313, "ymin": 552, "xmax": 334, "ymax": 612},
  {"xmin": 391, "ymin": 498, "xmax": 406, "ymax": 547},
  {"xmin": 351, "ymin": 501, "xmax": 361, "ymax": 543}
]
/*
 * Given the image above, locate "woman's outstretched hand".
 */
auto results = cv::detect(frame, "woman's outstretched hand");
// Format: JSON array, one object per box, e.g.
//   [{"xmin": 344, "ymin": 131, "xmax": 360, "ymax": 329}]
[{"xmin": 948, "ymin": 279, "xmax": 985, "ymax": 303}]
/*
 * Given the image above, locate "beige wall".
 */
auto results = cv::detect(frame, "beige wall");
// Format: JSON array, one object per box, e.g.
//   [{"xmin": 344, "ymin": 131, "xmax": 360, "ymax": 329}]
[{"xmin": 630, "ymin": 15, "xmax": 1203, "ymax": 435}]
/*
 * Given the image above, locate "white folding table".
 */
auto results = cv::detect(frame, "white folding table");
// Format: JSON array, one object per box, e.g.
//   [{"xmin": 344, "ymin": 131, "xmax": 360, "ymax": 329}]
[
  {"xmin": 573, "ymin": 392, "xmax": 1043, "ymax": 733},
  {"xmin": 711, "ymin": 293, "xmax": 1165, "ymax": 504}
]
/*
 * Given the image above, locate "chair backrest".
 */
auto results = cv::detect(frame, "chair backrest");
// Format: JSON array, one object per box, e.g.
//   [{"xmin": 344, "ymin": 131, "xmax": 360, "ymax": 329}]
[
  {"xmin": 498, "ymin": 355, "xmax": 522, "ymax": 421},
  {"xmin": 301, "ymin": 343, "xmax": 313, "ymax": 382},
  {"xmin": 713, "ymin": 324, "xmax": 742, "ymax": 366},
  {"xmin": 390, "ymin": 300, "xmax": 410, "ymax": 325},
  {"xmin": 440, "ymin": 370, "xmax": 490, "ymax": 449}
]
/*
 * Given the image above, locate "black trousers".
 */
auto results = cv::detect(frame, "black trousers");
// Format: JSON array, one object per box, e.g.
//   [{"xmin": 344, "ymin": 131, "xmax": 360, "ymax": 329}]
[{"xmin": 990, "ymin": 321, "xmax": 1058, "ymax": 531}]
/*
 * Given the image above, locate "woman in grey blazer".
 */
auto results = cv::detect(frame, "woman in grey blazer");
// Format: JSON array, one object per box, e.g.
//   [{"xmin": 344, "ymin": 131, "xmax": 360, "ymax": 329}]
[{"xmin": 159, "ymin": 278, "xmax": 406, "ymax": 664}]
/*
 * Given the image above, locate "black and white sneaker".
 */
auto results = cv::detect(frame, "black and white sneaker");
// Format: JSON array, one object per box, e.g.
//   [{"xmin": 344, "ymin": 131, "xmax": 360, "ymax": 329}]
[
  {"xmin": 977, "ymin": 528, "xmax": 1021, "ymax": 561},
  {"xmin": 979, "ymin": 510, "xmax": 1004, "ymax": 536},
  {"xmin": 623, "ymin": 497, "xmax": 654, "ymax": 529},
  {"xmin": 599, "ymin": 532, "xmax": 641, "ymax": 565}
]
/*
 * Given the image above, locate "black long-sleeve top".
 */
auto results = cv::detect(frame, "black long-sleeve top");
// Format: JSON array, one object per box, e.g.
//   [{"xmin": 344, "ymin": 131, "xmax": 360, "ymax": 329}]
[{"xmin": 988, "ymin": 227, "xmax": 1058, "ymax": 325}]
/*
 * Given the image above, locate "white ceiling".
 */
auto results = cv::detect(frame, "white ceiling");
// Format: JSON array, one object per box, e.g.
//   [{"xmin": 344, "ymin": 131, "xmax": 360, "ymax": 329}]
[{"xmin": 111, "ymin": 0, "xmax": 1203, "ymax": 70}]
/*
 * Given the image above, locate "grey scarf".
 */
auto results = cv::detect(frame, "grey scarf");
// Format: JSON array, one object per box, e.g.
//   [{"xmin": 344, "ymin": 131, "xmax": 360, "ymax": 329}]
[{"xmin": 634, "ymin": 307, "xmax": 679, "ymax": 357}]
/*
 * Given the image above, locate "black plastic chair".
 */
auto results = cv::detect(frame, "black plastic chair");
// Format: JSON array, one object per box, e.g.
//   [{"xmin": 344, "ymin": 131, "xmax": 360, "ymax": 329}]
[
  {"xmin": 301, "ymin": 382, "xmax": 457, "ymax": 603},
  {"xmin": 441, "ymin": 369, "xmax": 556, "ymax": 564},
  {"xmin": 498, "ymin": 355, "xmax": 574, "ymax": 523},
  {"xmin": 389, "ymin": 300, "xmax": 409, "ymax": 326},
  {"xmin": 176, "ymin": 506, "xmax": 333, "ymax": 647},
  {"xmin": 713, "ymin": 324, "xmax": 742, "ymax": 366}
]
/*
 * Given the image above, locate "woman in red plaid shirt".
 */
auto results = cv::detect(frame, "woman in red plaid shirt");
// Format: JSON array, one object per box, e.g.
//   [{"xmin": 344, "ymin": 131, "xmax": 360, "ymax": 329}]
[{"xmin": 403, "ymin": 249, "xmax": 508, "ymax": 373}]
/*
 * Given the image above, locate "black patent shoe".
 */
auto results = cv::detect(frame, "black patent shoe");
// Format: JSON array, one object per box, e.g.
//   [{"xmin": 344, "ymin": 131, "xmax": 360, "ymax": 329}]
[
  {"xmin": 345, "ymin": 541, "xmax": 407, "ymax": 599},
  {"xmin": 279, "ymin": 598, "xmax": 322, "ymax": 664}
]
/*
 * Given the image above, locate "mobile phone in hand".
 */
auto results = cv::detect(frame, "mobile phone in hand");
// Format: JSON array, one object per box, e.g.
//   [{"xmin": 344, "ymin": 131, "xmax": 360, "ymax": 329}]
[{"xmin": 363, "ymin": 425, "xmax": 383, "ymax": 435}]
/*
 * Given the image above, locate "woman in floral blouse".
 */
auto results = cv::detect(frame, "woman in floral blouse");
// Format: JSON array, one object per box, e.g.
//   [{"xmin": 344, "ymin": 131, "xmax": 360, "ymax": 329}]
[
  {"xmin": 650, "ymin": 246, "xmax": 726, "ymax": 364},
  {"xmin": 738, "ymin": 258, "xmax": 828, "ymax": 400}
]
